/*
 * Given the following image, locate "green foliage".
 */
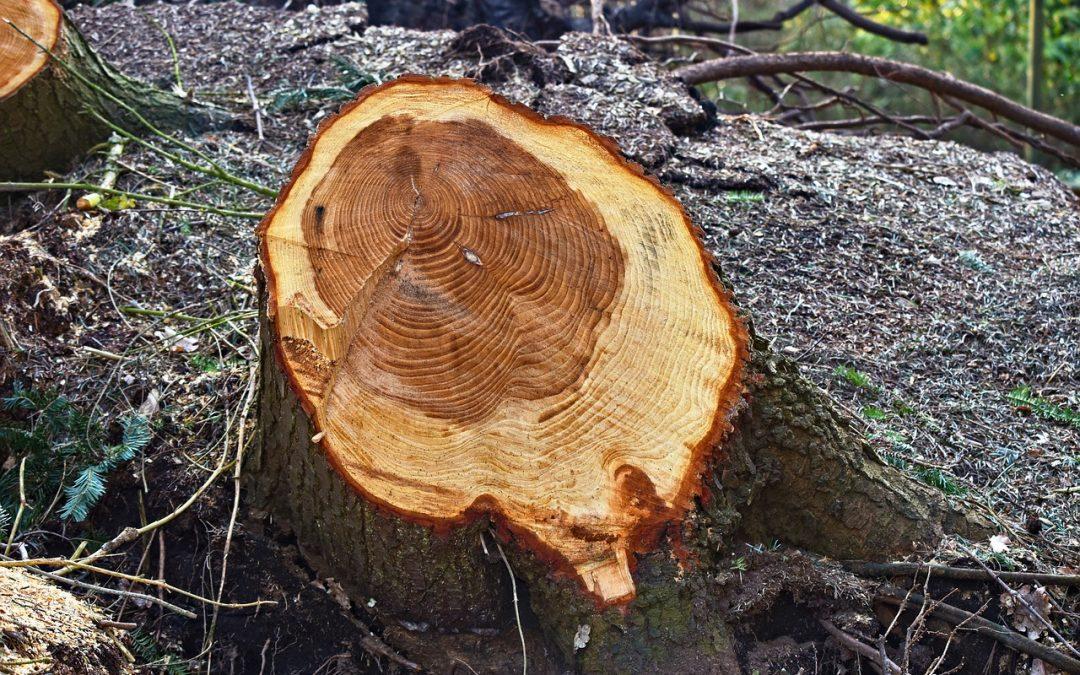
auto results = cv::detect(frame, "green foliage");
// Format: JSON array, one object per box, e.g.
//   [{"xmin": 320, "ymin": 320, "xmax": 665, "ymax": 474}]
[
  {"xmin": 862, "ymin": 405, "xmax": 888, "ymax": 420},
  {"xmin": 882, "ymin": 451, "xmax": 967, "ymax": 495},
  {"xmin": 834, "ymin": 365, "xmax": 874, "ymax": 390},
  {"xmin": 0, "ymin": 384, "xmax": 151, "ymax": 529},
  {"xmin": 189, "ymin": 353, "xmax": 222, "ymax": 373},
  {"xmin": 268, "ymin": 57, "xmax": 380, "ymax": 113},
  {"xmin": 794, "ymin": 0, "xmax": 1078, "ymax": 125},
  {"xmin": 723, "ymin": 190, "xmax": 766, "ymax": 203},
  {"xmin": 130, "ymin": 629, "xmax": 191, "ymax": 675},
  {"xmin": 1007, "ymin": 386, "xmax": 1080, "ymax": 429},
  {"xmin": 958, "ymin": 249, "xmax": 993, "ymax": 273}
]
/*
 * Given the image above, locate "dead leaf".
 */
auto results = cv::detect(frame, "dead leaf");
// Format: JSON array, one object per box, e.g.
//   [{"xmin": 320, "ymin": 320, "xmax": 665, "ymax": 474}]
[
  {"xmin": 989, "ymin": 534, "xmax": 1010, "ymax": 553},
  {"xmin": 138, "ymin": 389, "xmax": 161, "ymax": 420},
  {"xmin": 1000, "ymin": 585, "xmax": 1051, "ymax": 639}
]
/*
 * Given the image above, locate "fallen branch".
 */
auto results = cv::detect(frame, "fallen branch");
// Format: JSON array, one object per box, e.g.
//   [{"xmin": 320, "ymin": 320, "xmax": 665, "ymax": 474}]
[
  {"xmin": 846, "ymin": 561, "xmax": 1080, "ymax": 587},
  {"xmin": 876, "ymin": 590, "xmax": 1080, "ymax": 673},
  {"xmin": 674, "ymin": 51, "xmax": 1080, "ymax": 147},
  {"xmin": 613, "ymin": 0, "xmax": 927, "ymax": 44},
  {"xmin": 820, "ymin": 619, "xmax": 901, "ymax": 674},
  {"xmin": 958, "ymin": 544, "xmax": 1080, "ymax": 661}
]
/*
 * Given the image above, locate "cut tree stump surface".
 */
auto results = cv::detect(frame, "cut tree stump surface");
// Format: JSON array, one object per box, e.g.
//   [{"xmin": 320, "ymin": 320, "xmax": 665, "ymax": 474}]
[
  {"xmin": 259, "ymin": 76, "xmax": 746, "ymax": 603},
  {"xmin": 0, "ymin": 0, "xmax": 60, "ymax": 99}
]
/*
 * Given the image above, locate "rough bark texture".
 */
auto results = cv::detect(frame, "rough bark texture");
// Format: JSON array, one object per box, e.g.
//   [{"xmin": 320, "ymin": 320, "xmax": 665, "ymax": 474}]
[
  {"xmin": 252, "ymin": 272, "xmax": 987, "ymax": 672},
  {"xmin": 0, "ymin": 17, "xmax": 225, "ymax": 181},
  {"xmin": 0, "ymin": 566, "xmax": 132, "ymax": 674}
]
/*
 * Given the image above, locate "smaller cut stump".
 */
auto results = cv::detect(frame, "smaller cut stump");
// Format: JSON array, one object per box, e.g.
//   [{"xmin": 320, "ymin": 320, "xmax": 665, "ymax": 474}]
[
  {"xmin": 0, "ymin": 0, "xmax": 222, "ymax": 180},
  {"xmin": 258, "ymin": 76, "xmax": 746, "ymax": 604}
]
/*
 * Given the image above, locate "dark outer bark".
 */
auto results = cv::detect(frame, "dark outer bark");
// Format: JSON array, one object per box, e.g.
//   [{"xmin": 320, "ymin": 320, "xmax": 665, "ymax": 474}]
[
  {"xmin": 251, "ymin": 268, "xmax": 989, "ymax": 672},
  {"xmin": 675, "ymin": 51, "xmax": 1080, "ymax": 147},
  {"xmin": 0, "ymin": 17, "xmax": 227, "ymax": 181}
]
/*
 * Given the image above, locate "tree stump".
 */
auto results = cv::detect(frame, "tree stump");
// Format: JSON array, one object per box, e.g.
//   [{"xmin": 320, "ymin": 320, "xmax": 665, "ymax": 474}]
[
  {"xmin": 0, "ymin": 0, "xmax": 223, "ymax": 180},
  {"xmin": 253, "ymin": 77, "xmax": 987, "ymax": 671}
]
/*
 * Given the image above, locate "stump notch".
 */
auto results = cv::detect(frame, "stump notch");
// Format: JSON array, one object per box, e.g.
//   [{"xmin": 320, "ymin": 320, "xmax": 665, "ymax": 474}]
[{"xmin": 258, "ymin": 76, "xmax": 747, "ymax": 604}]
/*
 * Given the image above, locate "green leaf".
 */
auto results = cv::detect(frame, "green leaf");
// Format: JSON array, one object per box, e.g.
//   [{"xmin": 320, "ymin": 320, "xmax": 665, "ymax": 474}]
[
  {"xmin": 834, "ymin": 365, "xmax": 873, "ymax": 390},
  {"xmin": 862, "ymin": 406, "xmax": 888, "ymax": 421}
]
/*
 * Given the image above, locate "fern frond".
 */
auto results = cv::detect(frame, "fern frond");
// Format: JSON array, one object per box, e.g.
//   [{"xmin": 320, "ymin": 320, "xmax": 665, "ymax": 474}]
[
  {"xmin": 1008, "ymin": 387, "xmax": 1080, "ymax": 429},
  {"xmin": 1, "ymin": 382, "xmax": 35, "ymax": 410}
]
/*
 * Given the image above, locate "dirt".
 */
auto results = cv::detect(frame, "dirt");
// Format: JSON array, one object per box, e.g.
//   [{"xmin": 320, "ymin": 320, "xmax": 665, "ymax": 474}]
[{"xmin": 0, "ymin": 2, "xmax": 1076, "ymax": 672}]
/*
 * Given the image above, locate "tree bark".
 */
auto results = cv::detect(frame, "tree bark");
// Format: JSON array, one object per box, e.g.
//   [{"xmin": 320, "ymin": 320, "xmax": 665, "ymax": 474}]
[
  {"xmin": 0, "ymin": 13, "xmax": 225, "ymax": 181},
  {"xmin": 251, "ymin": 279, "xmax": 988, "ymax": 673},
  {"xmin": 0, "ymin": 566, "xmax": 133, "ymax": 673}
]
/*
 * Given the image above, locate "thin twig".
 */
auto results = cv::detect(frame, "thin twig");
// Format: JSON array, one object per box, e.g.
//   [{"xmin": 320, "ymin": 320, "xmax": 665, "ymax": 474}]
[
  {"xmin": 493, "ymin": 535, "xmax": 527, "ymax": 675},
  {"xmin": 3, "ymin": 458, "xmax": 27, "ymax": 556},
  {"xmin": 0, "ymin": 557, "xmax": 275, "ymax": 612},
  {"xmin": 8, "ymin": 559, "xmax": 196, "ymax": 619},
  {"xmin": 846, "ymin": 560, "xmax": 1080, "ymax": 587},
  {"xmin": 877, "ymin": 590, "xmax": 1080, "ymax": 673},
  {"xmin": 204, "ymin": 366, "xmax": 258, "ymax": 667},
  {"xmin": 0, "ymin": 182, "xmax": 263, "ymax": 219},
  {"xmin": 958, "ymin": 545, "xmax": 1080, "ymax": 661},
  {"xmin": 821, "ymin": 619, "xmax": 901, "ymax": 674}
]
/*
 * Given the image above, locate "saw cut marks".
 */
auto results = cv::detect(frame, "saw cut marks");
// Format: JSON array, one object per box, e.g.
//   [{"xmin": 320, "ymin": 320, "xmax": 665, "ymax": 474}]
[
  {"xmin": 260, "ymin": 77, "xmax": 746, "ymax": 604},
  {"xmin": 0, "ymin": 0, "xmax": 61, "ymax": 100}
]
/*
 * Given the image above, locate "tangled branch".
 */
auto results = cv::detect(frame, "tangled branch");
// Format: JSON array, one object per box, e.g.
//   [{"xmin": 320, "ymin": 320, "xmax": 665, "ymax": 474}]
[{"xmin": 674, "ymin": 51, "xmax": 1080, "ymax": 151}]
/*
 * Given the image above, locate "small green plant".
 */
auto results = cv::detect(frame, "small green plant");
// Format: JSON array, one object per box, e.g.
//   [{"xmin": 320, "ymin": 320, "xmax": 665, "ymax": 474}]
[
  {"xmin": 881, "ymin": 452, "xmax": 966, "ymax": 496},
  {"xmin": 269, "ymin": 57, "xmax": 380, "ymax": 113},
  {"xmin": 0, "ymin": 383, "xmax": 150, "ymax": 528},
  {"xmin": 189, "ymin": 353, "xmax": 222, "ymax": 373},
  {"xmin": 958, "ymin": 249, "xmax": 993, "ymax": 273},
  {"xmin": 130, "ymin": 628, "xmax": 191, "ymax": 675},
  {"xmin": 1007, "ymin": 386, "xmax": 1080, "ymax": 429},
  {"xmin": 861, "ymin": 406, "xmax": 887, "ymax": 421},
  {"xmin": 834, "ymin": 365, "xmax": 874, "ymax": 391},
  {"xmin": 723, "ymin": 190, "xmax": 765, "ymax": 204},
  {"xmin": 891, "ymin": 399, "xmax": 916, "ymax": 416},
  {"xmin": 730, "ymin": 556, "xmax": 749, "ymax": 572}
]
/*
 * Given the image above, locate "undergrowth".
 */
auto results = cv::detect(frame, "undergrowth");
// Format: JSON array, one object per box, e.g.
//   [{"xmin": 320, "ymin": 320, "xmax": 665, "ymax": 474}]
[
  {"xmin": 269, "ymin": 56, "xmax": 380, "ymax": 112},
  {"xmin": 131, "ymin": 629, "xmax": 191, "ymax": 675},
  {"xmin": 0, "ymin": 383, "xmax": 151, "ymax": 530},
  {"xmin": 881, "ymin": 450, "xmax": 967, "ymax": 496},
  {"xmin": 1007, "ymin": 386, "xmax": 1080, "ymax": 430}
]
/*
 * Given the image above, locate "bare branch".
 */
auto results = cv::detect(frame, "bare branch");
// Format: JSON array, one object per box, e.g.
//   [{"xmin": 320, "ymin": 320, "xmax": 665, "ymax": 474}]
[
  {"xmin": 675, "ymin": 51, "xmax": 1080, "ymax": 147},
  {"xmin": 817, "ymin": 0, "xmax": 928, "ymax": 44}
]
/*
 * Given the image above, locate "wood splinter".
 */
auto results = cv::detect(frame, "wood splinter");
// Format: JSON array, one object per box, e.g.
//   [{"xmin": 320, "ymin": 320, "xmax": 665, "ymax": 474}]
[{"xmin": 258, "ymin": 76, "xmax": 746, "ymax": 604}]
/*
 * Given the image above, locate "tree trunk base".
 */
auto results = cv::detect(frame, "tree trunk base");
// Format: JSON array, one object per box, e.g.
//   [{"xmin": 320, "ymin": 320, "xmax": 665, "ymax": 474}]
[
  {"xmin": 0, "ymin": 17, "xmax": 227, "ymax": 181},
  {"xmin": 250, "ymin": 271, "xmax": 989, "ymax": 672}
]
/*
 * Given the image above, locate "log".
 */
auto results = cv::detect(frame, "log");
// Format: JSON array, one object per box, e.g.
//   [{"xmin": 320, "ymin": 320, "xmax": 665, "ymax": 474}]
[
  {"xmin": 252, "ymin": 76, "xmax": 988, "ymax": 671},
  {"xmin": 0, "ymin": 0, "xmax": 223, "ymax": 181}
]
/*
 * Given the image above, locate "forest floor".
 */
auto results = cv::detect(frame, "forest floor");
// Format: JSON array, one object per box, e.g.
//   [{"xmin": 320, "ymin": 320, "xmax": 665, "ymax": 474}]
[{"xmin": 0, "ymin": 2, "xmax": 1076, "ymax": 673}]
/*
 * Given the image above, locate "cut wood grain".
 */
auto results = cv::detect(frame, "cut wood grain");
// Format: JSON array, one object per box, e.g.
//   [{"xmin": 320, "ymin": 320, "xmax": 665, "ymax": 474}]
[
  {"xmin": 0, "ymin": 0, "xmax": 61, "ymax": 100},
  {"xmin": 258, "ymin": 76, "xmax": 747, "ymax": 604}
]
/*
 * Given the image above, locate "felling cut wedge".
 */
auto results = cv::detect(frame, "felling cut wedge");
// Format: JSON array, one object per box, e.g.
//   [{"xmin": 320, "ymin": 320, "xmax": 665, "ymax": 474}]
[
  {"xmin": 257, "ymin": 76, "xmax": 747, "ymax": 604},
  {"xmin": 0, "ymin": 0, "xmax": 223, "ymax": 180}
]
